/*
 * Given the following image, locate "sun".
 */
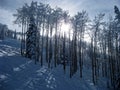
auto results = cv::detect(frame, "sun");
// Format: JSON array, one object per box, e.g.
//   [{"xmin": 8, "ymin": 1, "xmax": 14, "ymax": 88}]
[
  {"xmin": 60, "ymin": 21, "xmax": 91, "ymax": 42},
  {"xmin": 60, "ymin": 22, "xmax": 71, "ymax": 35}
]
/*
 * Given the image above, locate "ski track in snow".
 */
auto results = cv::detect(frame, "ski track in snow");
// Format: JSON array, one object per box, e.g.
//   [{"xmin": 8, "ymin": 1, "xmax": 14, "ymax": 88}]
[
  {"xmin": 0, "ymin": 38, "xmax": 108, "ymax": 90},
  {"xmin": 0, "ymin": 74, "xmax": 11, "ymax": 87},
  {"xmin": 13, "ymin": 61, "xmax": 32, "ymax": 72},
  {"xmin": 21, "ymin": 66, "xmax": 57, "ymax": 90}
]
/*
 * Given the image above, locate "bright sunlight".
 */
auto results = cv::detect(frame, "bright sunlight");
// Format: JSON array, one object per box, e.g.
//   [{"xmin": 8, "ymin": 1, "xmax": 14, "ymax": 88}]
[{"xmin": 60, "ymin": 22, "xmax": 71, "ymax": 35}]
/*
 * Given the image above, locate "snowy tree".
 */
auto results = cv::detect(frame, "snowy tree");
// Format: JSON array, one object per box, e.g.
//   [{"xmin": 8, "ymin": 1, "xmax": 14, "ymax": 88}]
[
  {"xmin": 71, "ymin": 11, "xmax": 89, "ymax": 78},
  {"xmin": 0, "ymin": 24, "xmax": 8, "ymax": 40},
  {"xmin": 14, "ymin": 30, "xmax": 17, "ymax": 39},
  {"xmin": 26, "ymin": 15, "xmax": 40, "ymax": 65},
  {"xmin": 92, "ymin": 13, "xmax": 105, "ymax": 84}
]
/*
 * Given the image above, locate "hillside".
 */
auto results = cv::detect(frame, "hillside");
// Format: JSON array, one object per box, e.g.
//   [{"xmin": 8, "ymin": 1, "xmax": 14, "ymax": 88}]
[{"xmin": 0, "ymin": 38, "xmax": 108, "ymax": 90}]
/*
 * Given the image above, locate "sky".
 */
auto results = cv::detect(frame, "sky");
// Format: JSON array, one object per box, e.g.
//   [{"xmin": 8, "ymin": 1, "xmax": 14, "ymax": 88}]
[{"xmin": 0, "ymin": 0, "xmax": 120, "ymax": 32}]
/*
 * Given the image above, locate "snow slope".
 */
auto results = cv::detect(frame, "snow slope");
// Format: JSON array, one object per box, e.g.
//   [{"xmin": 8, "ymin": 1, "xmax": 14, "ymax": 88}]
[{"xmin": 0, "ymin": 38, "xmax": 108, "ymax": 90}]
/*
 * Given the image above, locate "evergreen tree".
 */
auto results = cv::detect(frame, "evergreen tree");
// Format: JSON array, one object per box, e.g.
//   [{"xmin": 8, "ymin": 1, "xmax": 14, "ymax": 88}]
[
  {"xmin": 114, "ymin": 6, "xmax": 120, "ymax": 23},
  {"xmin": 14, "ymin": 30, "xmax": 17, "ymax": 39},
  {"xmin": 26, "ymin": 15, "xmax": 38, "ymax": 61},
  {"xmin": 0, "ymin": 24, "xmax": 8, "ymax": 40}
]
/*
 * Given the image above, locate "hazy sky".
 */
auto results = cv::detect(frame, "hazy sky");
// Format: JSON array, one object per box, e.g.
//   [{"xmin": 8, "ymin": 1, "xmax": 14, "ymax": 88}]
[{"xmin": 0, "ymin": 0, "xmax": 120, "ymax": 31}]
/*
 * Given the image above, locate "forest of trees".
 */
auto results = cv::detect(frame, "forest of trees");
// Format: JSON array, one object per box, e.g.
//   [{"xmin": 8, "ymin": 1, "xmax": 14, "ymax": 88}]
[
  {"xmin": 13, "ymin": 1, "xmax": 120, "ymax": 89},
  {"xmin": 0, "ymin": 23, "xmax": 18, "ymax": 40},
  {"xmin": 0, "ymin": 23, "xmax": 7, "ymax": 40}
]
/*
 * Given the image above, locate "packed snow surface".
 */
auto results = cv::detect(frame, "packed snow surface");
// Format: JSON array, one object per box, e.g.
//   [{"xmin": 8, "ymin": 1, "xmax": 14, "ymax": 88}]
[{"xmin": 0, "ymin": 38, "xmax": 108, "ymax": 90}]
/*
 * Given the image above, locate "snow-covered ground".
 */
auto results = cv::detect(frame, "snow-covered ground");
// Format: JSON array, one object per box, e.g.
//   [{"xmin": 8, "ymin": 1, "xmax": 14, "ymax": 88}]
[{"xmin": 0, "ymin": 38, "xmax": 108, "ymax": 90}]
